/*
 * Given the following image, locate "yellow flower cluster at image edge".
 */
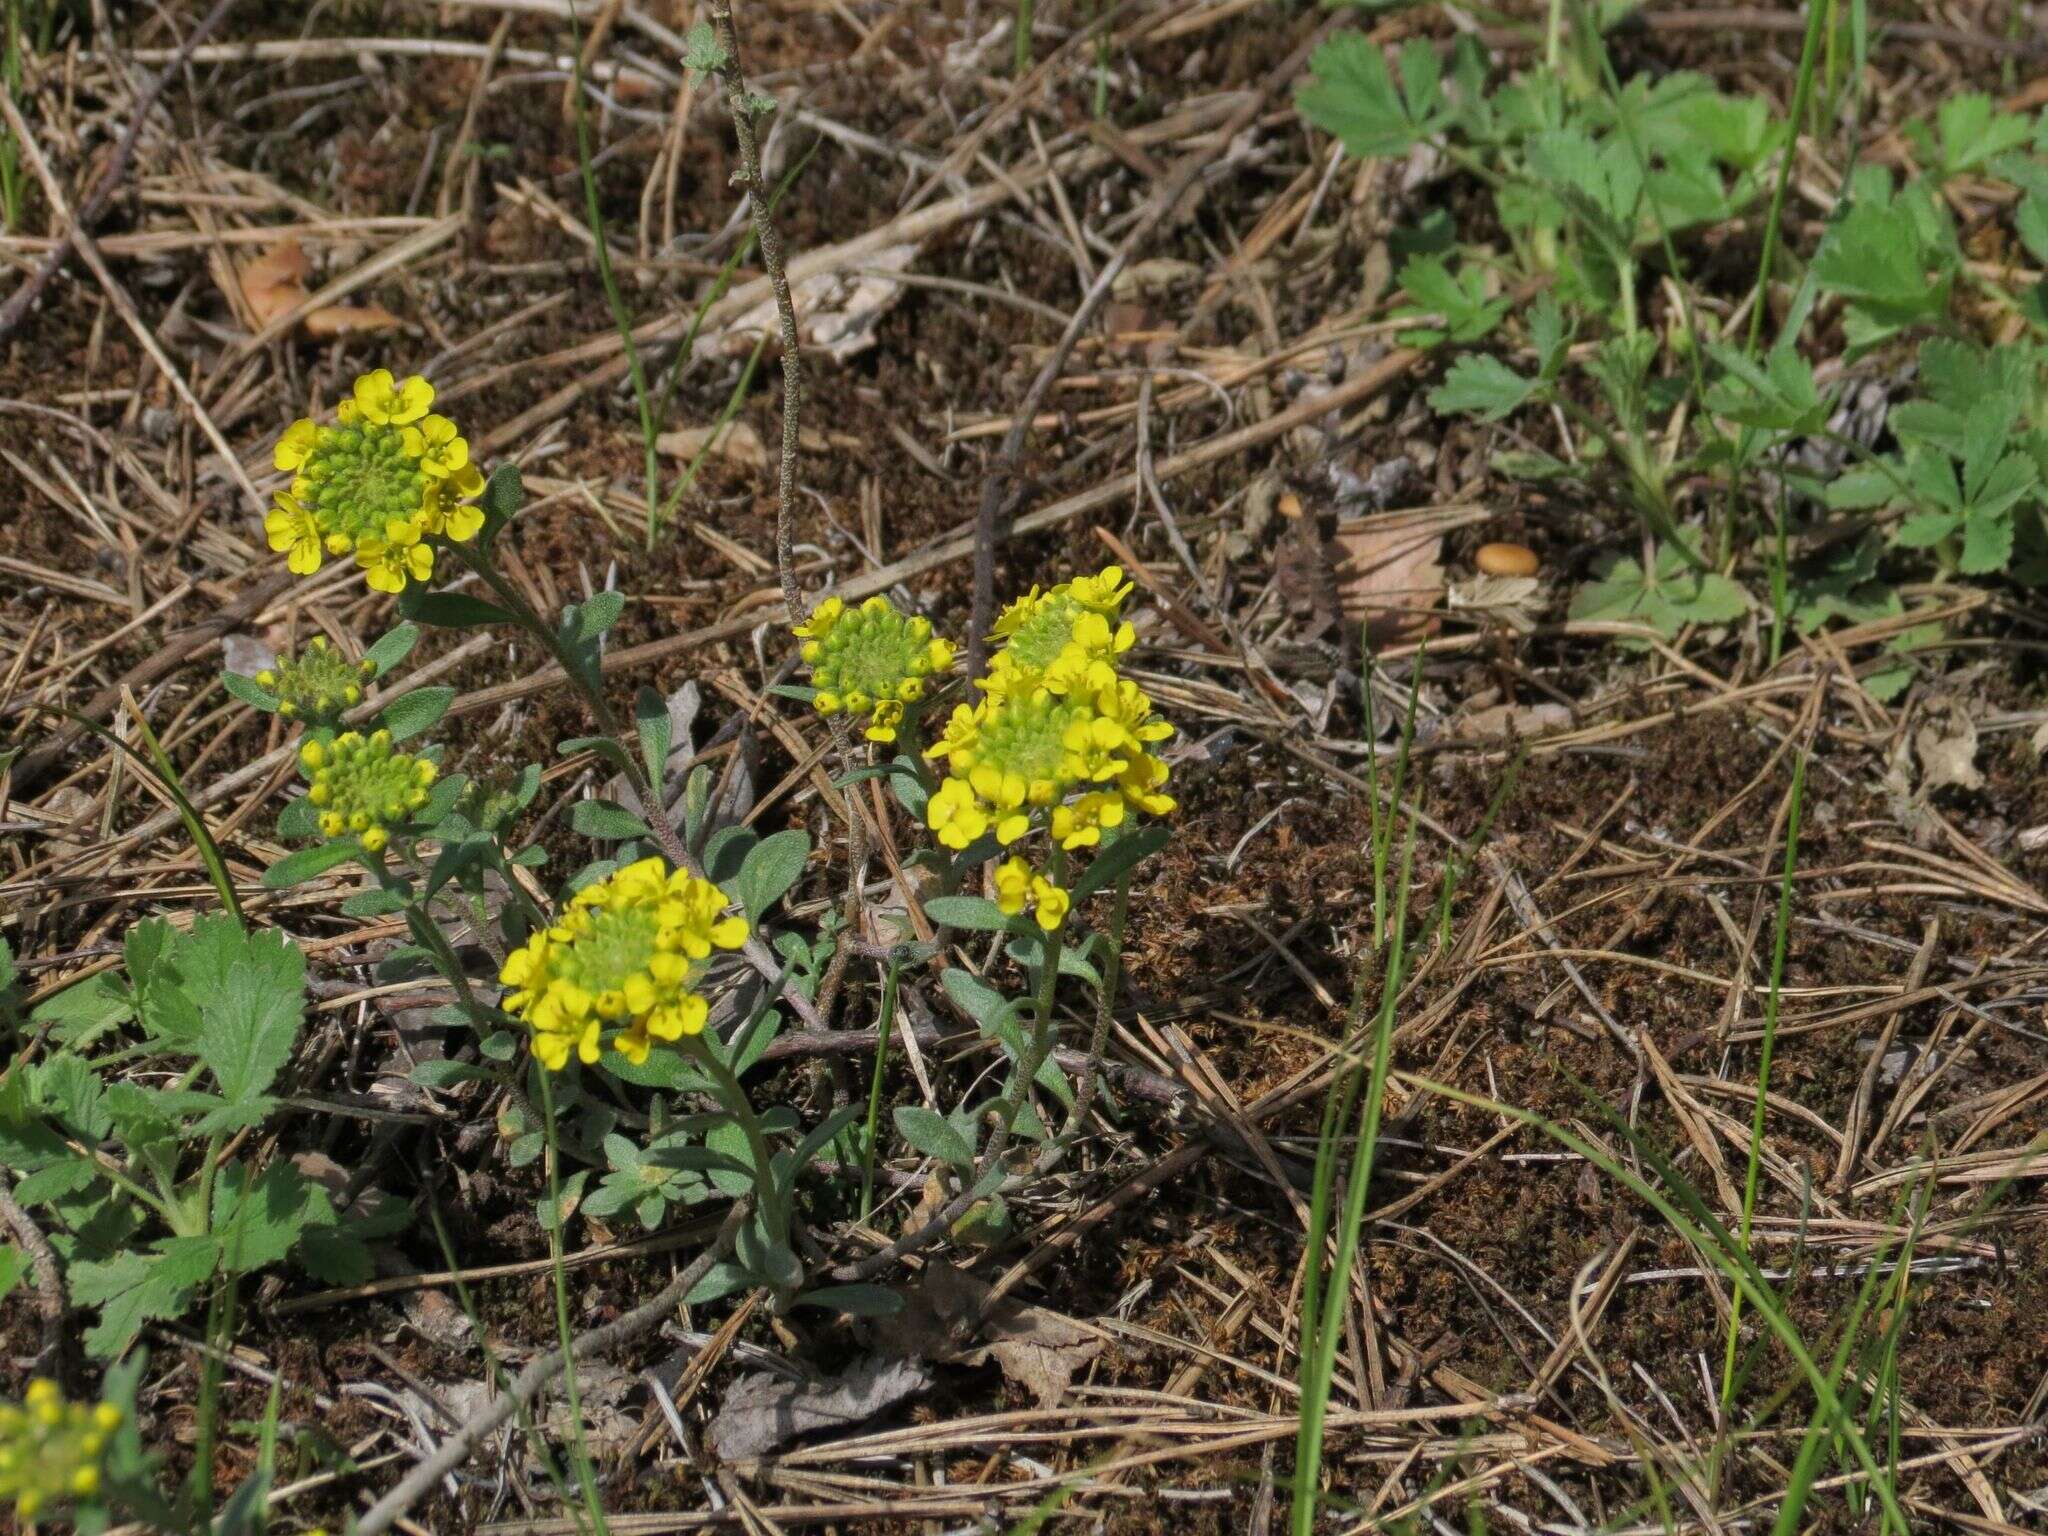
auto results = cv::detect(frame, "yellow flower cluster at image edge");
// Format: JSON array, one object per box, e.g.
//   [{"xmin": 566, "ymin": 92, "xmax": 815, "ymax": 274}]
[
  {"xmin": 267, "ymin": 369, "xmax": 483, "ymax": 594},
  {"xmin": 299, "ymin": 729, "xmax": 437, "ymax": 854},
  {"xmin": 499, "ymin": 856, "xmax": 749, "ymax": 1070},
  {"xmin": 792, "ymin": 594, "xmax": 956, "ymax": 743},
  {"xmin": 926, "ymin": 566, "xmax": 1175, "ymax": 931},
  {"xmin": 0, "ymin": 1379, "xmax": 122, "ymax": 1522}
]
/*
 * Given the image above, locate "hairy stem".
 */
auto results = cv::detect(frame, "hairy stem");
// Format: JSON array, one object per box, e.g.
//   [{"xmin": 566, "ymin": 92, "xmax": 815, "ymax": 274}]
[{"xmin": 707, "ymin": 1, "xmax": 805, "ymax": 629}]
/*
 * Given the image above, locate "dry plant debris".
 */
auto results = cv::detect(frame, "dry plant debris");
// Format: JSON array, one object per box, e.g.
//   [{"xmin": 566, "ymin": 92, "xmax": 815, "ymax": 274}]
[{"xmin": 1, "ymin": 0, "xmax": 2047, "ymax": 1533}]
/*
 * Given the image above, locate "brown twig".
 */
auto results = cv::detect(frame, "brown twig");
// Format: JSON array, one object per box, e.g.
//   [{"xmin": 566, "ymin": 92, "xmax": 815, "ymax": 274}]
[
  {"xmin": 964, "ymin": 11, "xmax": 1338, "ymax": 676},
  {"xmin": 352, "ymin": 1201, "xmax": 748, "ymax": 1536},
  {"xmin": 0, "ymin": 1177, "xmax": 64, "ymax": 1365},
  {"xmin": 0, "ymin": 0, "xmax": 238, "ymax": 347}
]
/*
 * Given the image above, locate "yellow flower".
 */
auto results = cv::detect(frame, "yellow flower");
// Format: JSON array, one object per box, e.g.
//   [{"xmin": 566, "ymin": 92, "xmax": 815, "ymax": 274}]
[
  {"xmin": 297, "ymin": 729, "xmax": 437, "ymax": 850},
  {"xmin": 1028, "ymin": 875, "xmax": 1070, "ymax": 931},
  {"xmin": 791, "ymin": 595, "xmax": 844, "ymax": 639},
  {"xmin": 1066, "ymin": 564, "xmax": 1133, "ymax": 611},
  {"xmin": 407, "ymin": 413, "xmax": 471, "ymax": 479},
  {"xmin": 924, "ymin": 604, "xmax": 1176, "ymax": 863},
  {"xmin": 499, "ymin": 856, "xmax": 748, "ymax": 1071},
  {"xmin": 418, "ymin": 464, "xmax": 487, "ymax": 541},
  {"xmin": 265, "ymin": 493, "xmax": 323, "ymax": 575},
  {"xmin": 357, "ymin": 528, "xmax": 435, "ymax": 594},
  {"xmin": 0, "ymin": 1379, "xmax": 121, "ymax": 1523},
  {"xmin": 275, "ymin": 417, "xmax": 318, "ymax": 473},
  {"xmin": 1051, "ymin": 790, "xmax": 1125, "ymax": 850},
  {"xmin": 353, "ymin": 368, "xmax": 434, "ymax": 425},
  {"xmin": 993, "ymin": 856, "xmax": 1033, "ymax": 914},
  {"xmin": 867, "ymin": 698, "xmax": 906, "ymax": 744},
  {"xmin": 252, "ymin": 634, "xmax": 372, "ymax": 723},
  {"xmin": 983, "ymin": 564, "xmax": 1138, "ymax": 698},
  {"xmin": 927, "ymin": 776, "xmax": 989, "ymax": 851},
  {"xmin": 269, "ymin": 370, "xmax": 482, "ymax": 593}
]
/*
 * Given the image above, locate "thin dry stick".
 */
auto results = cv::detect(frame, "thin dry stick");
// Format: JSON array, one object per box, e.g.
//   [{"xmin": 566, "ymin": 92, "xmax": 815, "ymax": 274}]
[
  {"xmin": 351, "ymin": 1202, "xmax": 748, "ymax": 1536},
  {"xmin": 963, "ymin": 11, "xmax": 1338, "ymax": 676},
  {"xmin": 0, "ymin": 0, "xmax": 238, "ymax": 346},
  {"xmin": 703, "ymin": 1, "xmax": 873, "ymax": 1038},
  {"xmin": 706, "ymin": 1, "xmax": 804, "ymax": 629},
  {"xmin": 0, "ymin": 1178, "xmax": 64, "ymax": 1363},
  {"xmin": 0, "ymin": 90, "xmax": 266, "ymax": 515}
]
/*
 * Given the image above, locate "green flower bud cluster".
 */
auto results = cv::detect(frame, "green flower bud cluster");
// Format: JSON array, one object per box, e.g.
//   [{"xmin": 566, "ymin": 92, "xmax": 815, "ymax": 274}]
[
  {"xmin": 300, "ymin": 729, "xmax": 438, "ymax": 853},
  {"xmin": 0, "ymin": 1379, "xmax": 122, "ymax": 1522},
  {"xmin": 254, "ymin": 635, "xmax": 376, "ymax": 722},
  {"xmin": 790, "ymin": 595, "xmax": 957, "ymax": 744}
]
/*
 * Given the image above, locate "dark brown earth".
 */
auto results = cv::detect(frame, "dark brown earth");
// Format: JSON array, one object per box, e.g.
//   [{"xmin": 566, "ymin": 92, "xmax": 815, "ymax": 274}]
[{"xmin": 4, "ymin": 0, "xmax": 2048, "ymax": 1531}]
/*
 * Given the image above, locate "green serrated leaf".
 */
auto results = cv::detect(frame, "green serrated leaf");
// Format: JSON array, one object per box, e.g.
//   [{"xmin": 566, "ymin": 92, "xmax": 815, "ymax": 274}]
[
  {"xmin": 213, "ymin": 1162, "xmax": 334, "ymax": 1275},
  {"xmin": 1429, "ymin": 354, "xmax": 1539, "ymax": 421},
  {"xmin": 30, "ymin": 970, "xmax": 135, "ymax": 1048},
  {"xmin": 682, "ymin": 19, "xmax": 730, "ymax": 72},
  {"xmin": 1571, "ymin": 544, "xmax": 1749, "ymax": 642},
  {"xmin": 1960, "ymin": 505, "xmax": 2016, "ymax": 575},
  {"xmin": 1297, "ymin": 35, "xmax": 1444, "ymax": 159},
  {"xmin": 200, "ymin": 954, "xmax": 303, "ymax": 1108}
]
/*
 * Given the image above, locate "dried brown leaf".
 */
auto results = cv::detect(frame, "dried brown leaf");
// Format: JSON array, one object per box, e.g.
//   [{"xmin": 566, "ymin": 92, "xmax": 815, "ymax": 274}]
[
  {"xmin": 877, "ymin": 1262, "xmax": 1103, "ymax": 1409},
  {"xmin": 655, "ymin": 420, "xmax": 768, "ymax": 469},
  {"xmin": 707, "ymin": 1355, "xmax": 933, "ymax": 1462},
  {"xmin": 1332, "ymin": 513, "xmax": 1445, "ymax": 641},
  {"xmin": 303, "ymin": 303, "xmax": 406, "ymax": 338}
]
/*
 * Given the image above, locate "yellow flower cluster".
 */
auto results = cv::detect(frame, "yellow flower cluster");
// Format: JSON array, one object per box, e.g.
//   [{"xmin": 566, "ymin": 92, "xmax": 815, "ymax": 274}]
[
  {"xmin": 923, "ymin": 566, "xmax": 1176, "ymax": 927},
  {"xmin": 994, "ymin": 856, "xmax": 1070, "ymax": 931},
  {"xmin": 255, "ymin": 634, "xmax": 375, "ymax": 721},
  {"xmin": 791, "ymin": 595, "xmax": 956, "ymax": 744},
  {"xmin": 985, "ymin": 564, "xmax": 1137, "ymax": 698},
  {"xmin": 0, "ymin": 1380, "xmax": 122, "ymax": 1522},
  {"xmin": 499, "ymin": 856, "xmax": 749, "ymax": 1071},
  {"xmin": 267, "ymin": 370, "xmax": 484, "ymax": 594},
  {"xmin": 299, "ymin": 729, "xmax": 438, "ymax": 854}
]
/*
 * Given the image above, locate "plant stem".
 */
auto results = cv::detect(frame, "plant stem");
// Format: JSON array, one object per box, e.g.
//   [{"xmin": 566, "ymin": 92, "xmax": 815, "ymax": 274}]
[
  {"xmin": 1745, "ymin": 0, "xmax": 1831, "ymax": 359},
  {"xmin": 706, "ymin": 2, "xmax": 806, "ymax": 629},
  {"xmin": 684, "ymin": 1031, "xmax": 782, "ymax": 1238},
  {"xmin": 566, "ymin": 13, "xmax": 659, "ymax": 546},
  {"xmin": 1059, "ymin": 870, "xmax": 1129, "ymax": 1145},
  {"xmin": 858, "ymin": 957, "xmax": 901, "ymax": 1220},
  {"xmin": 1720, "ymin": 747, "xmax": 1809, "ymax": 1411},
  {"xmin": 536, "ymin": 1070, "xmax": 611, "ymax": 1534}
]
